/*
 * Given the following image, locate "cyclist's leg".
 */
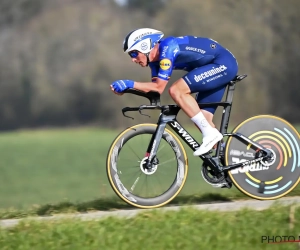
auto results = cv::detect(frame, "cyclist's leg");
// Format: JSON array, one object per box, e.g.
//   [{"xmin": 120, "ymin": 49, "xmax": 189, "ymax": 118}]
[
  {"xmin": 194, "ymin": 86, "xmax": 229, "ymax": 125},
  {"xmin": 169, "ymin": 63, "xmax": 237, "ymax": 155},
  {"xmin": 194, "ymin": 87, "xmax": 228, "ymax": 148},
  {"xmin": 169, "ymin": 77, "xmax": 223, "ymax": 155}
]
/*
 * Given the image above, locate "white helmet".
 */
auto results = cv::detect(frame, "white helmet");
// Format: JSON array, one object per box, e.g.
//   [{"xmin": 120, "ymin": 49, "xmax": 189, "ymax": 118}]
[{"xmin": 123, "ymin": 28, "xmax": 164, "ymax": 54}]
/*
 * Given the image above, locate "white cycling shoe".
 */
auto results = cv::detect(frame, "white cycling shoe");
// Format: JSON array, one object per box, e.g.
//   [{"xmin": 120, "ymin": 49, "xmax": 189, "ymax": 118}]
[{"xmin": 193, "ymin": 129, "xmax": 223, "ymax": 156}]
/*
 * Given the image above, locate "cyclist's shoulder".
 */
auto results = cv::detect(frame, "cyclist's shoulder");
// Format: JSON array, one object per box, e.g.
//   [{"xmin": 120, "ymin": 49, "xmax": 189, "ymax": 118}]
[
  {"xmin": 186, "ymin": 36, "xmax": 219, "ymax": 43},
  {"xmin": 159, "ymin": 36, "xmax": 178, "ymax": 47},
  {"xmin": 160, "ymin": 35, "xmax": 192, "ymax": 43},
  {"xmin": 161, "ymin": 36, "xmax": 216, "ymax": 46},
  {"xmin": 158, "ymin": 37, "xmax": 179, "ymax": 59}
]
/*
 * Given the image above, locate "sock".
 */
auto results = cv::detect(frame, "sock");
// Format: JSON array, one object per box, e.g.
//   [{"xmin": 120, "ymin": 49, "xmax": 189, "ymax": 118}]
[{"xmin": 191, "ymin": 112, "xmax": 214, "ymax": 137}]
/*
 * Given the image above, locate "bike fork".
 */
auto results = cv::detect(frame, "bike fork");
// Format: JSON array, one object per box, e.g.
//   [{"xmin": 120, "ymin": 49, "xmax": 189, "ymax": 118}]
[{"xmin": 144, "ymin": 123, "xmax": 167, "ymax": 169}]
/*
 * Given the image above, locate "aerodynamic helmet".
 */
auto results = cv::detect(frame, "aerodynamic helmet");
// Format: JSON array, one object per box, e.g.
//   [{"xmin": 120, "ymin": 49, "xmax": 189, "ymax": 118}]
[{"xmin": 123, "ymin": 28, "xmax": 164, "ymax": 55}]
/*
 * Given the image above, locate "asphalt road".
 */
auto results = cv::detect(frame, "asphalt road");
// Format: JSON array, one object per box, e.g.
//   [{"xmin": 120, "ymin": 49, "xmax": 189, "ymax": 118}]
[{"xmin": 1, "ymin": 196, "xmax": 300, "ymax": 229}]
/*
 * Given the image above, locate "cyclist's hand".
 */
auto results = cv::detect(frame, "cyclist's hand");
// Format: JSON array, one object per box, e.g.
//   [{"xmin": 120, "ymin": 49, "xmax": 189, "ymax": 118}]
[
  {"xmin": 111, "ymin": 80, "xmax": 134, "ymax": 94},
  {"xmin": 110, "ymin": 85, "xmax": 124, "ymax": 95}
]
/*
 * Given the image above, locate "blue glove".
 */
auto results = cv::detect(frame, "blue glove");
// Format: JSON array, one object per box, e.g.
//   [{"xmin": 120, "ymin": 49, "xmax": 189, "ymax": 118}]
[{"xmin": 111, "ymin": 80, "xmax": 134, "ymax": 93}]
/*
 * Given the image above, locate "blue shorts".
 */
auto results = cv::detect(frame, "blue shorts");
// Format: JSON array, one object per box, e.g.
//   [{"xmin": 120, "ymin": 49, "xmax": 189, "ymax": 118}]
[{"xmin": 183, "ymin": 52, "xmax": 238, "ymax": 114}]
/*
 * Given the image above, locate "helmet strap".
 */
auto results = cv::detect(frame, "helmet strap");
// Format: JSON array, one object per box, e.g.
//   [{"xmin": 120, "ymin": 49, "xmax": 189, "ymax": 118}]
[{"xmin": 145, "ymin": 52, "xmax": 150, "ymax": 67}]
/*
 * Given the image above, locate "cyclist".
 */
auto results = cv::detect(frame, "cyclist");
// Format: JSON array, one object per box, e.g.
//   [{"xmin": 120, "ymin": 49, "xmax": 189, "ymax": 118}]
[{"xmin": 110, "ymin": 28, "xmax": 238, "ymax": 156}]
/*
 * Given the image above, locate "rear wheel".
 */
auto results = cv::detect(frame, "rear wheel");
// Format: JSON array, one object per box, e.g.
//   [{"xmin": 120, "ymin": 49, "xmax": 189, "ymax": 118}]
[
  {"xmin": 106, "ymin": 123, "xmax": 188, "ymax": 208},
  {"xmin": 224, "ymin": 115, "xmax": 300, "ymax": 200}
]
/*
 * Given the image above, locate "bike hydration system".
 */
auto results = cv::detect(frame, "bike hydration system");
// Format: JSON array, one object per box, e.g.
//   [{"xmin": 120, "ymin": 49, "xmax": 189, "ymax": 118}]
[{"xmin": 106, "ymin": 75, "xmax": 300, "ymax": 209}]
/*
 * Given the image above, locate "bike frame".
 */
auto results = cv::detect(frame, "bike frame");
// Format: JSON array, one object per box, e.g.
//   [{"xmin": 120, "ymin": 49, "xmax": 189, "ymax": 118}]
[{"xmin": 122, "ymin": 75, "xmax": 271, "ymax": 174}]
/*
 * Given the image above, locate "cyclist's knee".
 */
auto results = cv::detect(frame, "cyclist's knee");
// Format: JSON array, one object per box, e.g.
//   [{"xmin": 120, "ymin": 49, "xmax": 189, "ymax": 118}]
[
  {"xmin": 168, "ymin": 84, "xmax": 179, "ymax": 99},
  {"xmin": 169, "ymin": 78, "xmax": 191, "ymax": 99}
]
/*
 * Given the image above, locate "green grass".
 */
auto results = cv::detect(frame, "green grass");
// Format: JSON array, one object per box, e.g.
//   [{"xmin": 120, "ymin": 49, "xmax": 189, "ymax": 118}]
[
  {"xmin": 0, "ymin": 127, "xmax": 115, "ymax": 208},
  {"xmin": 0, "ymin": 126, "xmax": 237, "ymax": 209},
  {"xmin": 0, "ymin": 125, "xmax": 299, "ymax": 217},
  {"xmin": 1, "ymin": 204, "xmax": 300, "ymax": 250}
]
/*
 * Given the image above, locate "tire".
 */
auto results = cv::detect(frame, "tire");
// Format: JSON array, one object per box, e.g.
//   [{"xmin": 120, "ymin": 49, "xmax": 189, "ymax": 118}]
[
  {"xmin": 224, "ymin": 115, "xmax": 300, "ymax": 200},
  {"xmin": 106, "ymin": 123, "xmax": 188, "ymax": 208}
]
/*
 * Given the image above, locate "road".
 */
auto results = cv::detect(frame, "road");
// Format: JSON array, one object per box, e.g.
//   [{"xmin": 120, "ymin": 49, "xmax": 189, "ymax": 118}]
[{"xmin": 1, "ymin": 196, "xmax": 300, "ymax": 229}]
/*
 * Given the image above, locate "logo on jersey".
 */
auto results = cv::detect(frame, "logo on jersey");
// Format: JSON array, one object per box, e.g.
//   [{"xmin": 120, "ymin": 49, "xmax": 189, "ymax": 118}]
[
  {"xmin": 185, "ymin": 46, "xmax": 206, "ymax": 54},
  {"xmin": 173, "ymin": 48, "xmax": 179, "ymax": 56},
  {"xmin": 162, "ymin": 46, "xmax": 168, "ymax": 57},
  {"xmin": 194, "ymin": 65, "xmax": 227, "ymax": 82},
  {"xmin": 158, "ymin": 73, "xmax": 169, "ymax": 79},
  {"xmin": 184, "ymin": 76, "xmax": 192, "ymax": 85},
  {"xmin": 160, "ymin": 59, "xmax": 171, "ymax": 70},
  {"xmin": 210, "ymin": 43, "xmax": 217, "ymax": 49}
]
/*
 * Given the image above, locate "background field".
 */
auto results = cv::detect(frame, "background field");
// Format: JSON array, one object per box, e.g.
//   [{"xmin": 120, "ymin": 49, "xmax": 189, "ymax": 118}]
[{"xmin": 1, "ymin": 124, "xmax": 299, "ymax": 214}]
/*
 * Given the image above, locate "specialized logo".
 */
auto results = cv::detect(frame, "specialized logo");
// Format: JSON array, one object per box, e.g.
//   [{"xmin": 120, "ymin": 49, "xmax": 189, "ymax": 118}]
[
  {"xmin": 141, "ymin": 42, "xmax": 148, "ymax": 51},
  {"xmin": 134, "ymin": 32, "xmax": 152, "ymax": 42},
  {"xmin": 160, "ymin": 59, "xmax": 171, "ymax": 70},
  {"xmin": 173, "ymin": 47, "xmax": 179, "ymax": 56},
  {"xmin": 194, "ymin": 65, "xmax": 227, "ymax": 82},
  {"xmin": 170, "ymin": 121, "xmax": 200, "ymax": 149}
]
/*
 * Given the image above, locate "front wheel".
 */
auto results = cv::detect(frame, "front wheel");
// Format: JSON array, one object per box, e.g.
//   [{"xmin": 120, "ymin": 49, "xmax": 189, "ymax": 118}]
[
  {"xmin": 224, "ymin": 115, "xmax": 300, "ymax": 200},
  {"xmin": 106, "ymin": 123, "xmax": 188, "ymax": 209}
]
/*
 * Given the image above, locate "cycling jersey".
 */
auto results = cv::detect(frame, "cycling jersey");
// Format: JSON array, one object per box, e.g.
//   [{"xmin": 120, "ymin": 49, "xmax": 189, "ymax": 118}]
[
  {"xmin": 149, "ymin": 36, "xmax": 237, "ymax": 81},
  {"xmin": 149, "ymin": 36, "xmax": 238, "ymax": 114}
]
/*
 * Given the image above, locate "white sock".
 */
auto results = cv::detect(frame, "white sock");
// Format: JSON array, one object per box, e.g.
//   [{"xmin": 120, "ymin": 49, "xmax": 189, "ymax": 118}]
[{"xmin": 191, "ymin": 112, "xmax": 214, "ymax": 137}]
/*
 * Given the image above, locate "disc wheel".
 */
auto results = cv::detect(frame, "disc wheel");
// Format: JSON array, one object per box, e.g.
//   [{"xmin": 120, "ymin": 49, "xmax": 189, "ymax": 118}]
[{"xmin": 224, "ymin": 115, "xmax": 300, "ymax": 200}]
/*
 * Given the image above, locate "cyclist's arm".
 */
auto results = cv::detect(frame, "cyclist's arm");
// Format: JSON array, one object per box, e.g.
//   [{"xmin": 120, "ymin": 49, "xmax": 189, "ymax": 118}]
[
  {"xmin": 133, "ymin": 38, "xmax": 178, "ymax": 94},
  {"xmin": 133, "ymin": 78, "xmax": 168, "ymax": 94},
  {"xmin": 132, "ymin": 62, "xmax": 169, "ymax": 94}
]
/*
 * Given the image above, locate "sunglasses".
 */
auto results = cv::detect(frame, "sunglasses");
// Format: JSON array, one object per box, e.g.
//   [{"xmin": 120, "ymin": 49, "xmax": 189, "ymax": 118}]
[{"xmin": 128, "ymin": 50, "xmax": 139, "ymax": 58}]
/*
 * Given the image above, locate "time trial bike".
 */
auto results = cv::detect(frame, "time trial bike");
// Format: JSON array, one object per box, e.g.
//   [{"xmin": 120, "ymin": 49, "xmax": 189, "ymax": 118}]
[{"xmin": 106, "ymin": 74, "xmax": 300, "ymax": 209}]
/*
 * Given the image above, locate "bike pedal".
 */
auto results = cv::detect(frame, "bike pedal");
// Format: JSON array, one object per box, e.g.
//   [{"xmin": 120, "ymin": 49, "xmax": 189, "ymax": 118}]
[{"xmin": 221, "ymin": 182, "xmax": 232, "ymax": 189}]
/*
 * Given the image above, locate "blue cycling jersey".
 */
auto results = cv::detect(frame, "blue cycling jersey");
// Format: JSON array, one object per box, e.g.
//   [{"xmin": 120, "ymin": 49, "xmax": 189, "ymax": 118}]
[
  {"xmin": 148, "ymin": 35, "xmax": 238, "ymax": 114},
  {"xmin": 149, "ymin": 36, "xmax": 236, "ymax": 82}
]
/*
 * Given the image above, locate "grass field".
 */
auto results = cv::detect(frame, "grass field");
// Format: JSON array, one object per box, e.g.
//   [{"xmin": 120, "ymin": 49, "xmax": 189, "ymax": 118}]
[
  {"xmin": 0, "ymin": 124, "xmax": 299, "ymax": 217},
  {"xmin": 1, "ymin": 204, "xmax": 300, "ymax": 250}
]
